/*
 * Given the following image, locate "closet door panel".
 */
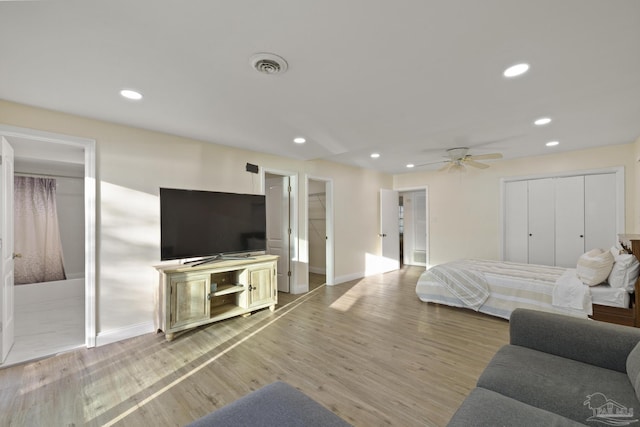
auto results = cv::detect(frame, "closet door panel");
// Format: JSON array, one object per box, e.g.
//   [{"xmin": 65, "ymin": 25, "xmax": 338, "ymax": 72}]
[
  {"xmin": 555, "ymin": 176, "xmax": 585, "ymax": 268},
  {"xmin": 528, "ymin": 178, "xmax": 555, "ymax": 266},
  {"xmin": 504, "ymin": 181, "xmax": 528, "ymax": 263},
  {"xmin": 585, "ymin": 174, "xmax": 617, "ymax": 251}
]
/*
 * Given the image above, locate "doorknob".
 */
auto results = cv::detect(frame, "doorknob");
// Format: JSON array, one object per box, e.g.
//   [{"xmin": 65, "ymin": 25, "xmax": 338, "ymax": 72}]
[
  {"xmin": 379, "ymin": 233, "xmax": 387, "ymax": 237},
  {"xmin": 13, "ymin": 253, "xmax": 22, "ymax": 259}
]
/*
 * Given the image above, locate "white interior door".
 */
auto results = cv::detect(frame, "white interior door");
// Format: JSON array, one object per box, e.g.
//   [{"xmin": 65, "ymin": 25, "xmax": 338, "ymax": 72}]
[
  {"xmin": 0, "ymin": 137, "xmax": 15, "ymax": 363},
  {"xmin": 555, "ymin": 176, "xmax": 585, "ymax": 267},
  {"xmin": 380, "ymin": 189, "xmax": 400, "ymax": 272},
  {"xmin": 266, "ymin": 175, "xmax": 290, "ymax": 292},
  {"xmin": 585, "ymin": 173, "xmax": 617, "ymax": 251},
  {"xmin": 528, "ymin": 178, "xmax": 555, "ymax": 266},
  {"xmin": 504, "ymin": 180, "xmax": 528, "ymax": 263}
]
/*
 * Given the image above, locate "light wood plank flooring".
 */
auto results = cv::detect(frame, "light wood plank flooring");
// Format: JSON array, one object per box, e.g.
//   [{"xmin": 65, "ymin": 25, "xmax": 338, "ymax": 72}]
[
  {"xmin": 277, "ymin": 273, "xmax": 326, "ymax": 306},
  {"xmin": 0, "ymin": 266, "xmax": 509, "ymax": 426}
]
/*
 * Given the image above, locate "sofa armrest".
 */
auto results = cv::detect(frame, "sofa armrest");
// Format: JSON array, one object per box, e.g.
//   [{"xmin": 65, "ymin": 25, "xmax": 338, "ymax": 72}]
[{"xmin": 509, "ymin": 309, "xmax": 640, "ymax": 373}]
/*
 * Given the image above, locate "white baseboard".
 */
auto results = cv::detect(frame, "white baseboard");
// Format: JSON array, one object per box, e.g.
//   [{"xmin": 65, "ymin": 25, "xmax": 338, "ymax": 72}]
[
  {"xmin": 333, "ymin": 271, "xmax": 364, "ymax": 285},
  {"xmin": 96, "ymin": 321, "xmax": 155, "ymax": 347},
  {"xmin": 308, "ymin": 266, "xmax": 326, "ymax": 275}
]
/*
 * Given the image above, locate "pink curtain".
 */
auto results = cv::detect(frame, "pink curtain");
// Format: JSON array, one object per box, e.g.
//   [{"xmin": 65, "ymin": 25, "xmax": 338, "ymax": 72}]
[{"xmin": 14, "ymin": 177, "xmax": 66, "ymax": 285}]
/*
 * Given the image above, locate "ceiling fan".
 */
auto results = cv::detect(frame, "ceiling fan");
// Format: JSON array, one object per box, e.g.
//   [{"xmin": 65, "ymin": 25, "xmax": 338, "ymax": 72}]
[{"xmin": 420, "ymin": 147, "xmax": 503, "ymax": 172}]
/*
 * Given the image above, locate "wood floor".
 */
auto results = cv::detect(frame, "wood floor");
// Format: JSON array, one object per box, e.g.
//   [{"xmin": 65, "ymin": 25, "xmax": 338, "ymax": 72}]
[{"xmin": 0, "ymin": 266, "xmax": 509, "ymax": 426}]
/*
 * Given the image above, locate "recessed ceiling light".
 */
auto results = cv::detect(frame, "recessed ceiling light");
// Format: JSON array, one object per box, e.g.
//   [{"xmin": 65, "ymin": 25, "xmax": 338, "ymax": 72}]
[
  {"xmin": 546, "ymin": 141, "xmax": 559, "ymax": 147},
  {"xmin": 534, "ymin": 117, "xmax": 552, "ymax": 126},
  {"xmin": 120, "ymin": 89, "xmax": 143, "ymax": 100},
  {"xmin": 370, "ymin": 153, "xmax": 380, "ymax": 159},
  {"xmin": 503, "ymin": 63, "xmax": 530, "ymax": 78},
  {"xmin": 406, "ymin": 164, "xmax": 415, "ymax": 168},
  {"xmin": 293, "ymin": 137, "xmax": 306, "ymax": 144}
]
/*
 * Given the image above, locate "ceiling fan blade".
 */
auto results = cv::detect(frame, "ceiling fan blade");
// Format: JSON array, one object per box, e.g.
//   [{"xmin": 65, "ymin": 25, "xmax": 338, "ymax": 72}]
[
  {"xmin": 438, "ymin": 162, "xmax": 453, "ymax": 172},
  {"xmin": 465, "ymin": 159, "xmax": 490, "ymax": 169},
  {"xmin": 468, "ymin": 153, "xmax": 503, "ymax": 160},
  {"xmin": 449, "ymin": 163, "xmax": 466, "ymax": 173}
]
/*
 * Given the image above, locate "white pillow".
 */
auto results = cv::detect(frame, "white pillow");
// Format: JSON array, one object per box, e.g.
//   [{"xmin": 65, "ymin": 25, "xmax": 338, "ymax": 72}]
[
  {"xmin": 577, "ymin": 248, "xmax": 615, "ymax": 286},
  {"xmin": 608, "ymin": 252, "xmax": 640, "ymax": 292},
  {"xmin": 610, "ymin": 244, "xmax": 626, "ymax": 257}
]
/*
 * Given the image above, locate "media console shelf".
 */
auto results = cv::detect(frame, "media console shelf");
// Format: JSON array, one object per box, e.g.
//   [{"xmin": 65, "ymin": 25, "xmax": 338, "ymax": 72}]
[{"xmin": 155, "ymin": 255, "xmax": 278, "ymax": 341}]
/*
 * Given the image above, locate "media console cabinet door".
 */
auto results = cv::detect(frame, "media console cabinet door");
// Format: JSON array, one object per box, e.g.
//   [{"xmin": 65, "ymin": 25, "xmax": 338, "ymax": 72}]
[
  {"xmin": 169, "ymin": 273, "xmax": 211, "ymax": 329},
  {"xmin": 248, "ymin": 265, "xmax": 275, "ymax": 308}
]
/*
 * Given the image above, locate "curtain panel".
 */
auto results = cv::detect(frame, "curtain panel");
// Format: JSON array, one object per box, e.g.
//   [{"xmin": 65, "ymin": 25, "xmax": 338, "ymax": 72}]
[{"xmin": 14, "ymin": 176, "xmax": 67, "ymax": 285}]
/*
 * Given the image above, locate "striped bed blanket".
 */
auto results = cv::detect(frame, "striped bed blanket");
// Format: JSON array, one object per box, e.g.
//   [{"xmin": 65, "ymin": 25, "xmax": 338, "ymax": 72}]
[
  {"xmin": 424, "ymin": 262, "xmax": 489, "ymax": 310},
  {"xmin": 416, "ymin": 259, "xmax": 592, "ymax": 319}
]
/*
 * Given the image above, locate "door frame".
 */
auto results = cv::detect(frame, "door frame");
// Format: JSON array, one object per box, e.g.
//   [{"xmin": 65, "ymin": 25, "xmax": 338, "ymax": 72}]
[
  {"xmin": 305, "ymin": 175, "xmax": 335, "ymax": 286},
  {"xmin": 0, "ymin": 137, "xmax": 15, "ymax": 363},
  {"xmin": 261, "ymin": 168, "xmax": 299, "ymax": 293},
  {"xmin": 0, "ymin": 125, "xmax": 97, "ymax": 348},
  {"xmin": 395, "ymin": 186, "xmax": 430, "ymax": 268}
]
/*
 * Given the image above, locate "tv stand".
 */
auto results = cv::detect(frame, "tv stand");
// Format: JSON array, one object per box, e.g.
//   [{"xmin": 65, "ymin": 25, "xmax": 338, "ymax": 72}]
[{"xmin": 155, "ymin": 255, "xmax": 278, "ymax": 341}]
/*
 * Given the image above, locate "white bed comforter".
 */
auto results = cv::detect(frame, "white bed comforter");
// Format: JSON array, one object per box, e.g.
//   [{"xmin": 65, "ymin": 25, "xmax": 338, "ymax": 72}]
[{"xmin": 416, "ymin": 259, "xmax": 592, "ymax": 319}]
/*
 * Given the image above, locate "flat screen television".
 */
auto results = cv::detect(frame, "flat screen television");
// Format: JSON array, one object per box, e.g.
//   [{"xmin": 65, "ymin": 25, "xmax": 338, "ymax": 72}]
[{"xmin": 160, "ymin": 188, "xmax": 267, "ymax": 262}]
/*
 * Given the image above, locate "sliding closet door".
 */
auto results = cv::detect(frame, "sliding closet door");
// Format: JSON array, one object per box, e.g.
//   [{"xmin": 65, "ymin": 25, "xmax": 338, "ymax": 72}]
[
  {"xmin": 585, "ymin": 174, "xmax": 617, "ymax": 251},
  {"xmin": 503, "ymin": 171, "xmax": 621, "ymax": 267},
  {"xmin": 527, "ymin": 178, "xmax": 555, "ymax": 266},
  {"xmin": 504, "ymin": 180, "xmax": 528, "ymax": 263},
  {"xmin": 555, "ymin": 176, "xmax": 585, "ymax": 267}
]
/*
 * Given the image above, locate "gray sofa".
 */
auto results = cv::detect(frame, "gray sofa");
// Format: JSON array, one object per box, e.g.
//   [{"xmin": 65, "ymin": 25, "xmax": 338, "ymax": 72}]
[
  {"xmin": 448, "ymin": 308, "xmax": 640, "ymax": 426},
  {"xmin": 186, "ymin": 381, "xmax": 352, "ymax": 426}
]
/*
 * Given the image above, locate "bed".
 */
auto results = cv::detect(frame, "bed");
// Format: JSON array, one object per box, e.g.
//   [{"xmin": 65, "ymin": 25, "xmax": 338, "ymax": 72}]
[{"xmin": 416, "ymin": 237, "xmax": 640, "ymax": 327}]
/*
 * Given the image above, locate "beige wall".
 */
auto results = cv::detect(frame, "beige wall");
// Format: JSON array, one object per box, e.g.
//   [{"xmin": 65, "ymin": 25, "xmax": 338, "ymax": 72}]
[
  {"xmin": 394, "ymin": 144, "xmax": 639, "ymax": 267},
  {"xmin": 0, "ymin": 99, "xmax": 392, "ymax": 342}
]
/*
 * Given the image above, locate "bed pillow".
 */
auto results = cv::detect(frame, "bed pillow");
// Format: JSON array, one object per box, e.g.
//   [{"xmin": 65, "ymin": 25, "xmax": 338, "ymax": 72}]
[
  {"xmin": 608, "ymin": 251, "xmax": 640, "ymax": 292},
  {"xmin": 576, "ymin": 248, "xmax": 614, "ymax": 286}
]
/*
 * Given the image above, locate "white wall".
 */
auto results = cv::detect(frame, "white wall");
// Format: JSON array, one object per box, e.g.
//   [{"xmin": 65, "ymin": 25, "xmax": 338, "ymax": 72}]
[
  {"xmin": 0, "ymin": 99, "xmax": 392, "ymax": 342},
  {"xmin": 56, "ymin": 177, "xmax": 85, "ymax": 278},
  {"xmin": 394, "ymin": 143, "xmax": 638, "ymax": 267}
]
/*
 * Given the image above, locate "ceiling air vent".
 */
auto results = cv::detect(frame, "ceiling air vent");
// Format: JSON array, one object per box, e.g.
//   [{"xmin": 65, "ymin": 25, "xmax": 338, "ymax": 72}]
[{"xmin": 250, "ymin": 53, "xmax": 288, "ymax": 75}]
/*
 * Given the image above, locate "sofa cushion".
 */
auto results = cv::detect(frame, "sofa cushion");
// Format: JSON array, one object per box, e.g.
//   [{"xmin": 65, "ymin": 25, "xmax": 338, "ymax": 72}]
[
  {"xmin": 509, "ymin": 308, "xmax": 640, "ymax": 373},
  {"xmin": 447, "ymin": 387, "xmax": 586, "ymax": 427},
  {"xmin": 186, "ymin": 381, "xmax": 352, "ymax": 427},
  {"xmin": 628, "ymin": 342, "xmax": 640, "ymax": 402},
  {"xmin": 478, "ymin": 345, "xmax": 639, "ymax": 424}
]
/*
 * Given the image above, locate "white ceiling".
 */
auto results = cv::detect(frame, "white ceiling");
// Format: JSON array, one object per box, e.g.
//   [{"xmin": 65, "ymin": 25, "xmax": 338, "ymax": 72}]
[{"xmin": 1, "ymin": 1, "xmax": 639, "ymax": 174}]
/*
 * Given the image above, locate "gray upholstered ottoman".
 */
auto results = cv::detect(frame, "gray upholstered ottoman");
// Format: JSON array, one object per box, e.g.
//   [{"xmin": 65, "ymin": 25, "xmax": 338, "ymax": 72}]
[{"xmin": 186, "ymin": 381, "xmax": 352, "ymax": 426}]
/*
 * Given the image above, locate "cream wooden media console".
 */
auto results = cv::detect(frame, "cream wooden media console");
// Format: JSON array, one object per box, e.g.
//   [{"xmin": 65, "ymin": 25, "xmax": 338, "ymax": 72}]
[{"xmin": 155, "ymin": 255, "xmax": 278, "ymax": 341}]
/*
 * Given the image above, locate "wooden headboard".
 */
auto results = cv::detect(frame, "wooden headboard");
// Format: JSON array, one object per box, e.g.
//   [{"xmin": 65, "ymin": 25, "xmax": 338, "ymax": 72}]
[{"xmin": 591, "ymin": 235, "xmax": 640, "ymax": 327}]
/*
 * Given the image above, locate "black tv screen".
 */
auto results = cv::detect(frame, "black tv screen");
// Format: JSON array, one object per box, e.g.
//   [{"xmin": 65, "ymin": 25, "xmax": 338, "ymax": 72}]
[{"xmin": 160, "ymin": 188, "xmax": 267, "ymax": 261}]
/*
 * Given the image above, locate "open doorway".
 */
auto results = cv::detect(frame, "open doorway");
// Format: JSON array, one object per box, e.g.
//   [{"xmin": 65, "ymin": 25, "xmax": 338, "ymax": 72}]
[
  {"xmin": 399, "ymin": 188, "xmax": 428, "ymax": 267},
  {"xmin": 0, "ymin": 125, "xmax": 96, "ymax": 366},
  {"xmin": 307, "ymin": 176, "xmax": 334, "ymax": 287},
  {"xmin": 308, "ymin": 179, "xmax": 326, "ymax": 290}
]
